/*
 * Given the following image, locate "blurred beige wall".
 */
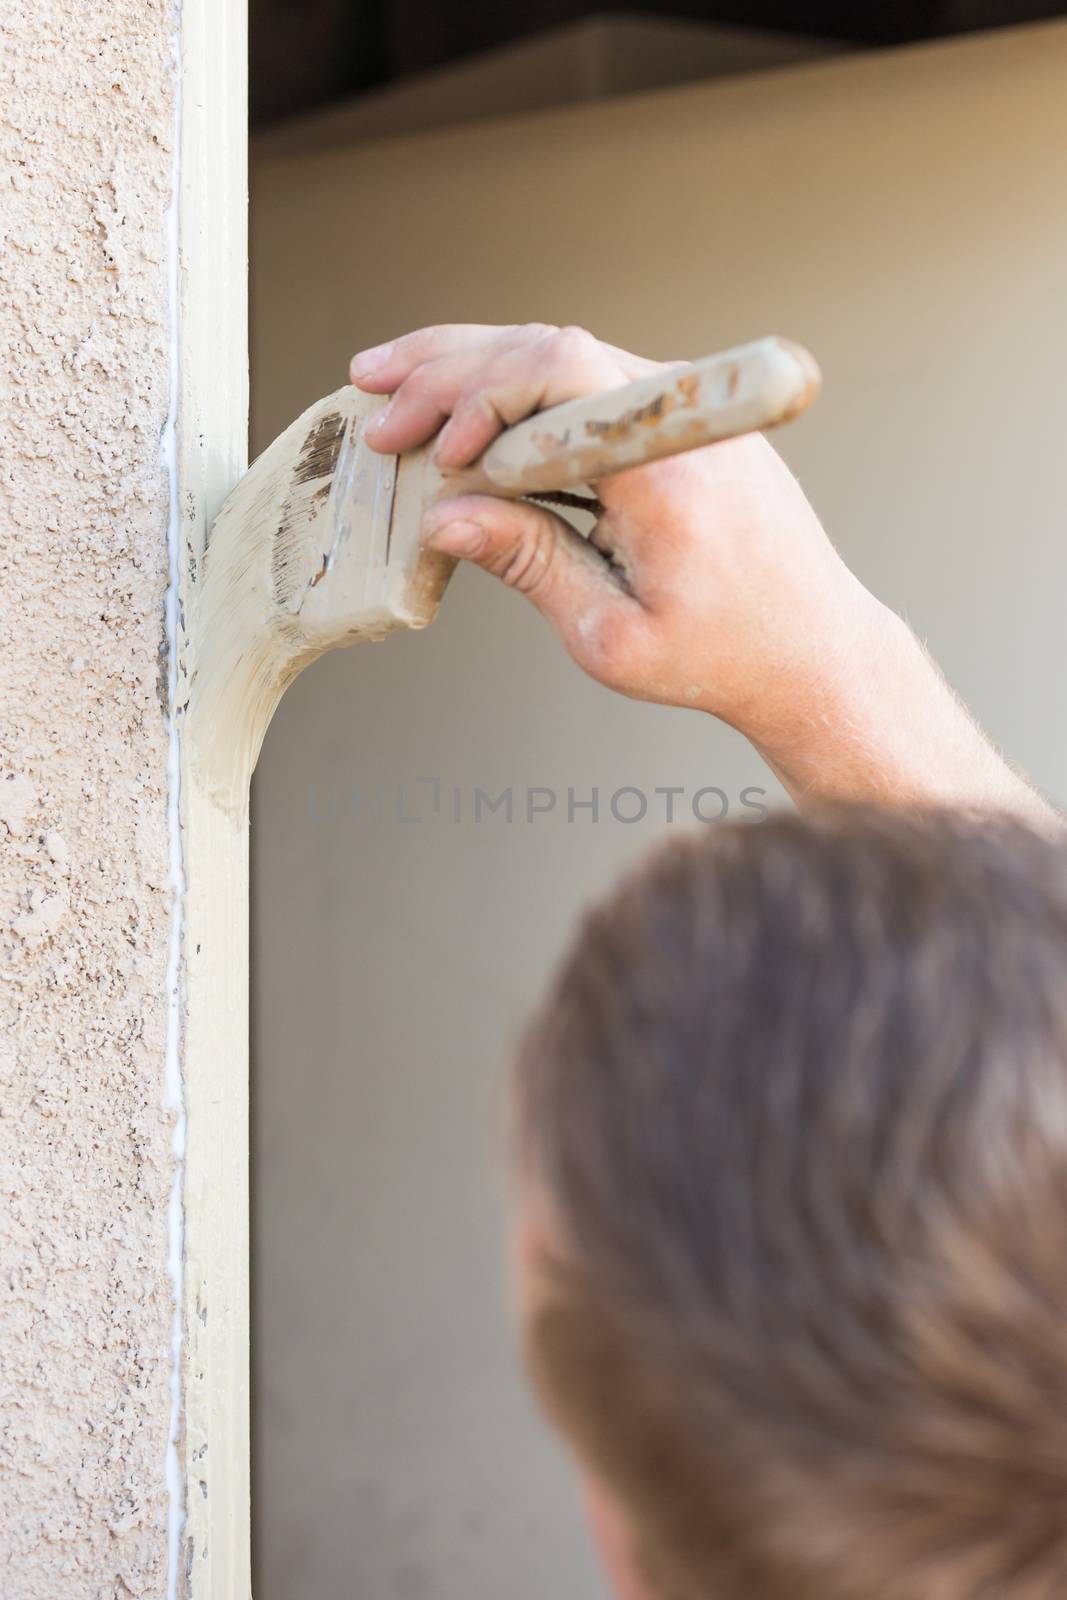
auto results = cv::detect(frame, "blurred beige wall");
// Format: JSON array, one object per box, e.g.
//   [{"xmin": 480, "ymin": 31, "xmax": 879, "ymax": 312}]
[{"xmin": 249, "ymin": 22, "xmax": 1067, "ymax": 1599}]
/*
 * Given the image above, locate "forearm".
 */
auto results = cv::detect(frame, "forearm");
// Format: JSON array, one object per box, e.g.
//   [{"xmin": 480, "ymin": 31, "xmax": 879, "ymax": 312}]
[
  {"xmin": 353, "ymin": 326, "xmax": 1055, "ymax": 827},
  {"xmin": 743, "ymin": 594, "xmax": 1053, "ymax": 823}
]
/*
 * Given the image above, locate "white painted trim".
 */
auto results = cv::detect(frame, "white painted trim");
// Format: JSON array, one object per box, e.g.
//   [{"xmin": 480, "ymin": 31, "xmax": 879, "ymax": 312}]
[
  {"xmin": 176, "ymin": 0, "xmax": 250, "ymax": 1595},
  {"xmin": 162, "ymin": 17, "xmax": 187, "ymax": 1598}
]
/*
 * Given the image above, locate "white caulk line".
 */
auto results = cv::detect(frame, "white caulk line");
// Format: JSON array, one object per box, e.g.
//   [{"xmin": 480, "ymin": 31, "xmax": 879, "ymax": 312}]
[{"xmin": 161, "ymin": 12, "xmax": 187, "ymax": 1599}]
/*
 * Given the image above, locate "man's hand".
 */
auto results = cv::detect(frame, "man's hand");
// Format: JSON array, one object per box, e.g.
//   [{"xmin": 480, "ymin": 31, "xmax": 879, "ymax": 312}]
[
  {"xmin": 351, "ymin": 323, "xmax": 1051, "ymax": 821},
  {"xmin": 351, "ymin": 325, "xmax": 867, "ymax": 730}
]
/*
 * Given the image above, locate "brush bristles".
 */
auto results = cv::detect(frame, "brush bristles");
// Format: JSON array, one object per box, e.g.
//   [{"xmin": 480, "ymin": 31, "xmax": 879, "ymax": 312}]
[
  {"xmin": 184, "ymin": 386, "xmax": 451, "ymax": 813},
  {"xmin": 270, "ymin": 408, "xmax": 347, "ymax": 609}
]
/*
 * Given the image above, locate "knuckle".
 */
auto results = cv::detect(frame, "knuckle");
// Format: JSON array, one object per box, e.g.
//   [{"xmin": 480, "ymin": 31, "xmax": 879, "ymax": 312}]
[
  {"xmin": 491, "ymin": 519, "xmax": 558, "ymax": 596},
  {"xmin": 423, "ymin": 323, "xmax": 457, "ymax": 349},
  {"xmin": 553, "ymin": 324, "xmax": 596, "ymax": 361},
  {"xmin": 401, "ymin": 363, "xmax": 432, "ymax": 396},
  {"xmin": 457, "ymin": 375, "xmax": 492, "ymax": 411},
  {"xmin": 394, "ymin": 325, "xmax": 440, "ymax": 360},
  {"xmin": 489, "ymin": 323, "xmax": 522, "ymax": 348},
  {"xmin": 520, "ymin": 321, "xmax": 557, "ymax": 343},
  {"xmin": 455, "ymin": 382, "xmax": 499, "ymax": 428},
  {"xmin": 461, "ymin": 374, "xmax": 522, "ymax": 433},
  {"xmin": 411, "ymin": 324, "xmax": 463, "ymax": 362}
]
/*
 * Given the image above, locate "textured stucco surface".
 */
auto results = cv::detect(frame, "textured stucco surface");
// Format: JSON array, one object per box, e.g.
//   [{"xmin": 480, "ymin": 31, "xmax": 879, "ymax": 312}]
[{"xmin": 1, "ymin": 5, "xmax": 177, "ymax": 1595}]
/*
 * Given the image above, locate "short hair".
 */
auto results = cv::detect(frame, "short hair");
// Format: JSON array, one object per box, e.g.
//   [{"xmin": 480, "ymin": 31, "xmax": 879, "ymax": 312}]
[{"xmin": 515, "ymin": 806, "xmax": 1067, "ymax": 1600}]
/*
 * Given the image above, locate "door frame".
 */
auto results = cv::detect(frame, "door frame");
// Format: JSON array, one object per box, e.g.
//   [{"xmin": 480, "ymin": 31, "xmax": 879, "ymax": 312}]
[{"xmin": 177, "ymin": 0, "xmax": 250, "ymax": 1592}]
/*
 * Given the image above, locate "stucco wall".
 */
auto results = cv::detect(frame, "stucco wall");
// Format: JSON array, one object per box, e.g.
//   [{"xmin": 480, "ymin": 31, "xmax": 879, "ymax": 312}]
[
  {"xmin": 1, "ymin": 4, "xmax": 177, "ymax": 1595},
  {"xmin": 250, "ymin": 21, "xmax": 1067, "ymax": 1600}
]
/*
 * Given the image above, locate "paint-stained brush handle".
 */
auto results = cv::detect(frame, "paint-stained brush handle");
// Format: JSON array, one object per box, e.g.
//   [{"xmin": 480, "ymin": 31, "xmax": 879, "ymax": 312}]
[
  {"xmin": 442, "ymin": 336, "xmax": 820, "ymax": 500},
  {"xmin": 188, "ymin": 336, "xmax": 821, "ymax": 806}
]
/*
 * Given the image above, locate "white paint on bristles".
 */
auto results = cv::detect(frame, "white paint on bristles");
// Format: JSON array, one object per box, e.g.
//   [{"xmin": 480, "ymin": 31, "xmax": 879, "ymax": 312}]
[{"xmin": 189, "ymin": 386, "xmax": 450, "ymax": 810}]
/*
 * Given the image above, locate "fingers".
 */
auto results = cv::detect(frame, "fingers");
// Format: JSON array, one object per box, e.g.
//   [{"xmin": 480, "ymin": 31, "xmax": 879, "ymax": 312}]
[
  {"xmin": 421, "ymin": 494, "xmax": 645, "ymax": 680},
  {"xmin": 359, "ymin": 323, "xmax": 638, "ymax": 463},
  {"xmin": 433, "ymin": 327, "xmax": 630, "ymax": 468},
  {"xmin": 350, "ymin": 323, "xmax": 538, "ymax": 392},
  {"xmin": 356, "ymin": 337, "xmax": 530, "ymax": 458},
  {"xmin": 350, "ymin": 321, "xmax": 665, "ymax": 395}
]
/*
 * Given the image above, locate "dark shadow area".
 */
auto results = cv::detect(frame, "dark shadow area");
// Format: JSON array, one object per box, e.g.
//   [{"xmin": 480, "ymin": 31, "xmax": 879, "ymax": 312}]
[{"xmin": 252, "ymin": 0, "xmax": 1067, "ymax": 124}]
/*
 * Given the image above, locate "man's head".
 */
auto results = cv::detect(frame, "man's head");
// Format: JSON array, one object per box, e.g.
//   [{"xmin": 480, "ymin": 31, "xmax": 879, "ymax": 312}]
[{"xmin": 511, "ymin": 807, "xmax": 1067, "ymax": 1600}]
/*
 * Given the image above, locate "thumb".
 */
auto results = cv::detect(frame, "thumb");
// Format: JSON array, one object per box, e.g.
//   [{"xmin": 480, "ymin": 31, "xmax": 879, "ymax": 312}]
[{"xmin": 422, "ymin": 493, "xmax": 630, "ymax": 654}]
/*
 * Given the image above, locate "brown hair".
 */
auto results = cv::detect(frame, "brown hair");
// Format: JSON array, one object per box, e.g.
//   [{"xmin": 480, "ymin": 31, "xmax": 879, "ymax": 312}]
[{"xmin": 516, "ymin": 807, "xmax": 1067, "ymax": 1600}]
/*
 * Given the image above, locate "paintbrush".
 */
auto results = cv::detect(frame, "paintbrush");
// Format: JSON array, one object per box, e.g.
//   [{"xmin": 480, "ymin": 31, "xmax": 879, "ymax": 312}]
[{"xmin": 186, "ymin": 335, "xmax": 820, "ymax": 809}]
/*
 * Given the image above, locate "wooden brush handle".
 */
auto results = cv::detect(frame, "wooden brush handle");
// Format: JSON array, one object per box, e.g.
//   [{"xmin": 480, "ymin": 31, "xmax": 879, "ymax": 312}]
[{"xmin": 441, "ymin": 336, "xmax": 820, "ymax": 500}]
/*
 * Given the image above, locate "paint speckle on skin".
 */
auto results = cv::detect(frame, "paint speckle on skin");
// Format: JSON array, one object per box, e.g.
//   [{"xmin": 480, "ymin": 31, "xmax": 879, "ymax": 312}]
[{"xmin": 0, "ymin": 3, "xmax": 176, "ymax": 1594}]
